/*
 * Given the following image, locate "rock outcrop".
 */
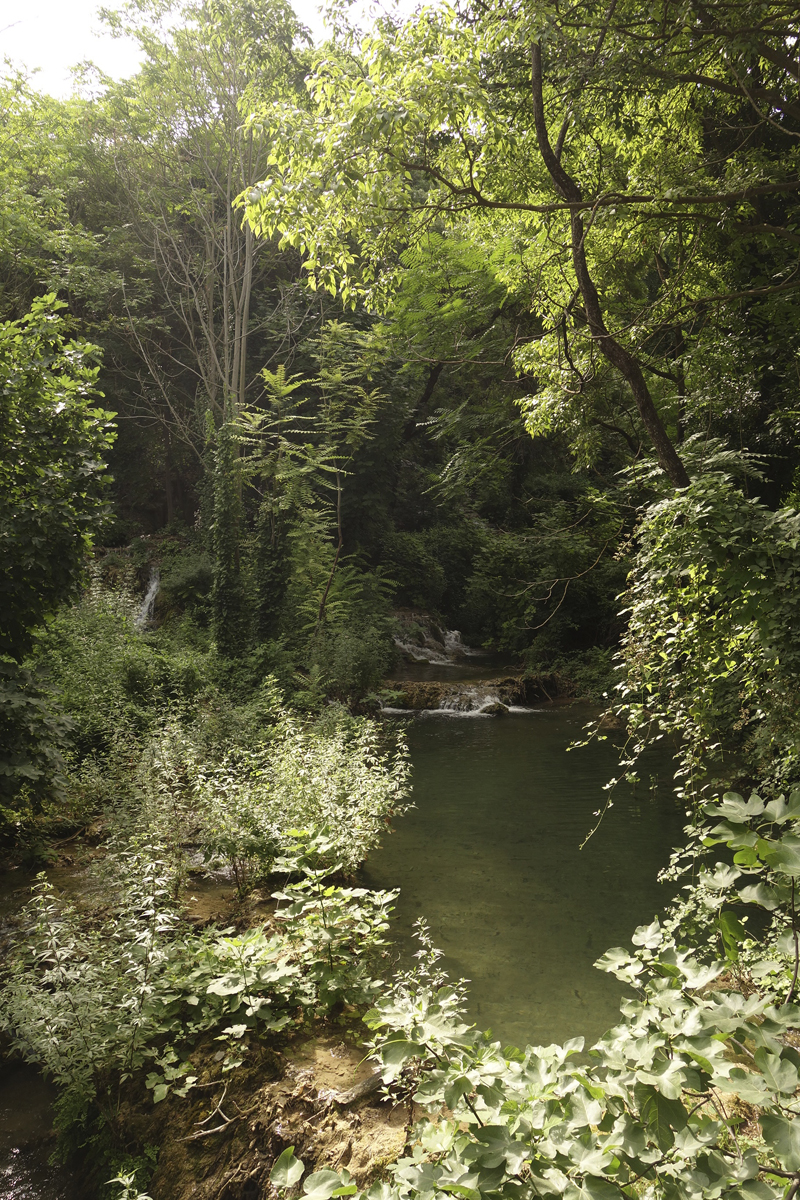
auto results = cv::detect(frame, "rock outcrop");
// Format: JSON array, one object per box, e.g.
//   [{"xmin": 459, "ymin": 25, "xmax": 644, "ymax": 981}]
[{"xmin": 384, "ymin": 674, "xmax": 558, "ymax": 713}]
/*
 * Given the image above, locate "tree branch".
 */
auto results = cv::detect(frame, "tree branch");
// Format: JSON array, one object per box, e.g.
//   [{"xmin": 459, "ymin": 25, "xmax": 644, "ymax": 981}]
[{"xmin": 530, "ymin": 42, "xmax": 689, "ymax": 488}]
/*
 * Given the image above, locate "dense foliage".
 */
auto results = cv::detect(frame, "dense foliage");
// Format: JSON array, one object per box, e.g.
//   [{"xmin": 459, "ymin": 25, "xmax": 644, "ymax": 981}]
[
  {"xmin": 0, "ymin": 579, "xmax": 410, "ymax": 1161},
  {"xmin": 2, "ymin": 1, "xmax": 800, "ymax": 1198},
  {"xmin": 0, "ymin": 295, "xmax": 115, "ymax": 660}
]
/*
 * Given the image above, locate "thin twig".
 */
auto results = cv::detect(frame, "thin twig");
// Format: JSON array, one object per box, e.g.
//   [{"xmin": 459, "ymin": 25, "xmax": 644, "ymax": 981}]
[{"xmin": 785, "ymin": 877, "xmax": 799, "ymax": 1005}]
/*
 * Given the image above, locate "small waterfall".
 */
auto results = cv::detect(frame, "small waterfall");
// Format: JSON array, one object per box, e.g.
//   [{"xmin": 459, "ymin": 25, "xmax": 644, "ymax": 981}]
[
  {"xmin": 442, "ymin": 629, "xmax": 483, "ymax": 658},
  {"xmin": 134, "ymin": 568, "xmax": 160, "ymax": 631},
  {"xmin": 439, "ymin": 687, "xmax": 506, "ymax": 715},
  {"xmin": 382, "ymin": 680, "xmax": 526, "ymax": 716},
  {"xmin": 393, "ymin": 623, "xmax": 482, "ymax": 664},
  {"xmin": 392, "ymin": 637, "xmax": 453, "ymax": 664}
]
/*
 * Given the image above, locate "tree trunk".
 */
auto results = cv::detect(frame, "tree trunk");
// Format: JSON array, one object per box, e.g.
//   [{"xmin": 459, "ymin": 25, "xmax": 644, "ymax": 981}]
[{"xmin": 530, "ymin": 44, "xmax": 690, "ymax": 489}]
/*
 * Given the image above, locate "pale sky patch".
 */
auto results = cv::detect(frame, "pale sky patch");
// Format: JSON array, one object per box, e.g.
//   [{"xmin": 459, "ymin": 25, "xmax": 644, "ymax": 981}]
[{"xmin": 0, "ymin": 0, "xmax": 330, "ymax": 98}]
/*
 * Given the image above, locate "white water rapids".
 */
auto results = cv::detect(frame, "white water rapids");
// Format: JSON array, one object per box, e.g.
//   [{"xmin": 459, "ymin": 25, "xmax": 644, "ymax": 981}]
[{"xmin": 134, "ymin": 568, "xmax": 160, "ymax": 630}]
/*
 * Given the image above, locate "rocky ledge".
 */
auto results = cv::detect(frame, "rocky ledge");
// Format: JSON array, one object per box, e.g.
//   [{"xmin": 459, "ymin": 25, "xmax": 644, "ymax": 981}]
[{"xmin": 384, "ymin": 674, "xmax": 558, "ymax": 713}]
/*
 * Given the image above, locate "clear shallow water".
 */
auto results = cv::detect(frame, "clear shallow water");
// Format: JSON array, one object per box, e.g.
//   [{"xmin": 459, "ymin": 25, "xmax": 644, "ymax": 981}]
[
  {"xmin": 0, "ymin": 871, "xmax": 96, "ymax": 1200},
  {"xmin": 363, "ymin": 705, "xmax": 684, "ymax": 1050},
  {"xmin": 0, "ymin": 1063, "xmax": 75, "ymax": 1200}
]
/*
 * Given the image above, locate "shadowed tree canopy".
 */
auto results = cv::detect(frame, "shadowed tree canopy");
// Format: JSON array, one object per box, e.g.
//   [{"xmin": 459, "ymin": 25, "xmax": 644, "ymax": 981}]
[
  {"xmin": 0, "ymin": 296, "xmax": 116, "ymax": 660},
  {"xmin": 244, "ymin": 0, "xmax": 800, "ymax": 489}
]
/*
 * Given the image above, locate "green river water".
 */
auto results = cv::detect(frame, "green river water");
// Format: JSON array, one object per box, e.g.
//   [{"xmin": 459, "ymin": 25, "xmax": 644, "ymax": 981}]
[
  {"xmin": 0, "ymin": 701, "xmax": 683, "ymax": 1197},
  {"xmin": 362, "ymin": 704, "xmax": 684, "ymax": 1050}
]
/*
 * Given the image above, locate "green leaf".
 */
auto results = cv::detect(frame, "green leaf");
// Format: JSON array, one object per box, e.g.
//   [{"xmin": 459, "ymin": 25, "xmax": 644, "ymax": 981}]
[
  {"xmin": 760, "ymin": 1113, "xmax": 800, "ymax": 1169},
  {"xmin": 304, "ymin": 1170, "xmax": 348, "ymax": 1200},
  {"xmin": 633, "ymin": 1083, "xmax": 687, "ymax": 1151},
  {"xmin": 763, "ymin": 792, "xmax": 800, "ymax": 824},
  {"xmin": 572, "ymin": 1073, "xmax": 606, "ymax": 1102},
  {"xmin": 761, "ymin": 836, "xmax": 800, "ymax": 877},
  {"xmin": 206, "ymin": 974, "xmax": 247, "ymax": 996},
  {"xmin": 700, "ymin": 863, "xmax": 741, "ymax": 891},
  {"xmin": 594, "ymin": 947, "xmax": 644, "ymax": 983},
  {"xmin": 474, "ymin": 1125, "xmax": 529, "ymax": 1173},
  {"xmin": 271, "ymin": 1147, "xmax": 305, "ymax": 1189},
  {"xmin": 737, "ymin": 882, "xmax": 780, "ymax": 910},
  {"xmin": 733, "ymin": 847, "xmax": 761, "ymax": 868},
  {"xmin": 718, "ymin": 911, "xmax": 747, "ymax": 961},
  {"xmin": 754, "ymin": 1048, "xmax": 800, "ymax": 1095},
  {"xmin": 632, "ymin": 919, "xmax": 662, "ymax": 949},
  {"xmin": 707, "ymin": 793, "xmax": 765, "ymax": 822},
  {"xmin": 580, "ymin": 1178, "xmax": 623, "ymax": 1200},
  {"xmin": 444, "ymin": 1074, "xmax": 473, "ymax": 1109},
  {"xmin": 365, "ymin": 1184, "xmax": 394, "ymax": 1200},
  {"xmin": 716, "ymin": 1067, "xmax": 770, "ymax": 1105},
  {"xmin": 439, "ymin": 1186, "xmax": 479, "ymax": 1200},
  {"xmin": 379, "ymin": 1038, "xmax": 424, "ymax": 1068}
]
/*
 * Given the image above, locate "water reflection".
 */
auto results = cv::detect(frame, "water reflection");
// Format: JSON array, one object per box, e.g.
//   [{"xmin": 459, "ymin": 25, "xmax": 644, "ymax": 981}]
[{"xmin": 0, "ymin": 1064, "xmax": 75, "ymax": 1200}]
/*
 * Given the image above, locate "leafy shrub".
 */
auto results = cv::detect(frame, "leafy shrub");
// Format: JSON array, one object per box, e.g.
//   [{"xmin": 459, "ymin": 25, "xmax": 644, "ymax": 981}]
[
  {"xmin": 310, "ymin": 623, "xmax": 396, "ymax": 701},
  {"xmin": 157, "ymin": 550, "xmax": 213, "ymax": 622},
  {"xmin": 0, "ymin": 690, "xmax": 407, "ymax": 1132},
  {"xmin": 602, "ymin": 469, "xmax": 800, "ymax": 799},
  {"xmin": 31, "ymin": 577, "xmax": 211, "ymax": 756},
  {"xmin": 0, "ymin": 845, "xmax": 397, "ymax": 1130},
  {"xmin": 0, "ymin": 659, "xmax": 72, "ymax": 837},
  {"xmin": 381, "ymin": 531, "xmax": 447, "ymax": 611},
  {"xmin": 193, "ymin": 704, "xmax": 411, "ymax": 880}
]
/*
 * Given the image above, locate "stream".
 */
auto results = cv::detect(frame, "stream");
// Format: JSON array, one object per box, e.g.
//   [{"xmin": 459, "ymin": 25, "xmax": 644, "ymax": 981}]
[
  {"xmin": 363, "ymin": 703, "xmax": 683, "ymax": 1049},
  {"xmin": 0, "ymin": 873, "xmax": 79, "ymax": 1200},
  {"xmin": 0, "ymin": 698, "xmax": 683, "ymax": 1196}
]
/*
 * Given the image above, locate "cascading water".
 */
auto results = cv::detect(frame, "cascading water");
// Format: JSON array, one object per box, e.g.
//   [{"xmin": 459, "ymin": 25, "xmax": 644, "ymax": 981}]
[
  {"xmin": 134, "ymin": 568, "xmax": 160, "ymax": 631},
  {"xmin": 381, "ymin": 676, "xmax": 539, "ymax": 716},
  {"xmin": 388, "ymin": 618, "xmax": 529, "ymax": 714},
  {"xmin": 442, "ymin": 629, "xmax": 482, "ymax": 658},
  {"xmin": 392, "ymin": 638, "xmax": 454, "ymax": 665},
  {"xmin": 393, "ymin": 618, "xmax": 485, "ymax": 665},
  {"xmin": 438, "ymin": 687, "xmax": 507, "ymax": 714}
]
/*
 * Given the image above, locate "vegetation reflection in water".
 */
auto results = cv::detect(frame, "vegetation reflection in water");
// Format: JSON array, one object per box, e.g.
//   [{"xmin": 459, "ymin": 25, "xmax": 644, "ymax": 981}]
[{"xmin": 363, "ymin": 705, "xmax": 684, "ymax": 1050}]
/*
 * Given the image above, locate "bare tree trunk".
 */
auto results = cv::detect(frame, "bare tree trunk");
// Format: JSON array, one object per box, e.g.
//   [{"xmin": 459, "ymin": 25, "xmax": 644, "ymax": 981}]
[
  {"xmin": 237, "ymin": 220, "xmax": 254, "ymax": 413},
  {"xmin": 530, "ymin": 44, "xmax": 690, "ymax": 489},
  {"xmin": 164, "ymin": 425, "xmax": 175, "ymax": 524}
]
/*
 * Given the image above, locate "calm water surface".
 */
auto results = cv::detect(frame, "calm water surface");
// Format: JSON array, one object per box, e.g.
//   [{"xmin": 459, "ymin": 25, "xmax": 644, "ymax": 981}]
[
  {"xmin": 363, "ymin": 705, "xmax": 684, "ymax": 1050},
  {"xmin": 0, "ymin": 872, "xmax": 84, "ymax": 1200},
  {"xmin": 0, "ymin": 1063, "xmax": 75, "ymax": 1200}
]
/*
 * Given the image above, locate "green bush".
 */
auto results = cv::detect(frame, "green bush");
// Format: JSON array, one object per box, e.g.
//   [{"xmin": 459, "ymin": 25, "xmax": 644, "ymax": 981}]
[
  {"xmin": 31, "ymin": 578, "xmax": 212, "ymax": 756},
  {"xmin": 310, "ymin": 623, "xmax": 395, "ymax": 701},
  {"xmin": 193, "ymin": 701, "xmax": 411, "ymax": 879},
  {"xmin": 157, "ymin": 550, "xmax": 213, "ymax": 622},
  {"xmin": 381, "ymin": 531, "xmax": 447, "ymax": 611},
  {"xmin": 0, "ymin": 659, "xmax": 72, "ymax": 837}
]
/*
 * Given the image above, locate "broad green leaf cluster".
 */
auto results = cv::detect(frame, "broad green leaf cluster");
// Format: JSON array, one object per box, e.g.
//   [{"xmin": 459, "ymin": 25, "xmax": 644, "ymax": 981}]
[{"xmin": 598, "ymin": 465, "xmax": 800, "ymax": 799}]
